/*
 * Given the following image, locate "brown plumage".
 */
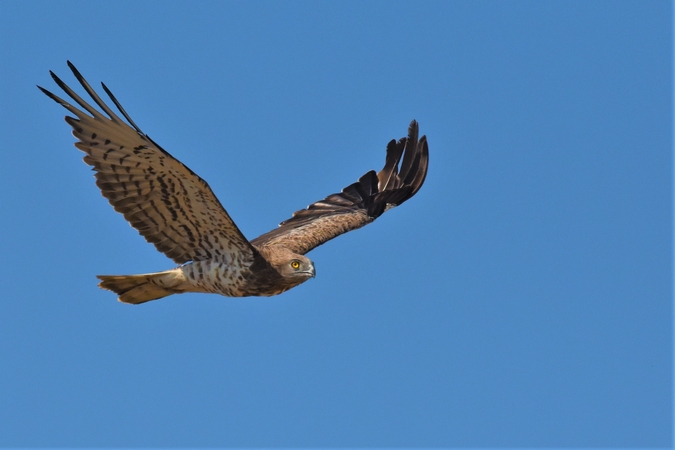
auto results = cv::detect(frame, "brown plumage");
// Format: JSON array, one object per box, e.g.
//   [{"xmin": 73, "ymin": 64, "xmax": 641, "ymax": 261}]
[{"xmin": 40, "ymin": 62, "xmax": 429, "ymax": 304}]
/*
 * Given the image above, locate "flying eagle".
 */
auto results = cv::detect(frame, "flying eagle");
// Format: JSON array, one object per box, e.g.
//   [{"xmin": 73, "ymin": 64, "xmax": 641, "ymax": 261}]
[{"xmin": 39, "ymin": 62, "xmax": 429, "ymax": 304}]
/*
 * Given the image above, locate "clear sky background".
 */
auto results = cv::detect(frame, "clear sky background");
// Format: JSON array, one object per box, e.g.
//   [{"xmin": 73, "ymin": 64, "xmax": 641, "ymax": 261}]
[{"xmin": 0, "ymin": 1, "xmax": 671, "ymax": 447}]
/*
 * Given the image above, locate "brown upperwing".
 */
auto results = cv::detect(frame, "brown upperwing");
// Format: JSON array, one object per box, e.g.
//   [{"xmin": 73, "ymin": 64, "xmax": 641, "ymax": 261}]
[
  {"xmin": 251, "ymin": 120, "xmax": 429, "ymax": 255},
  {"xmin": 39, "ymin": 62, "xmax": 256, "ymax": 265}
]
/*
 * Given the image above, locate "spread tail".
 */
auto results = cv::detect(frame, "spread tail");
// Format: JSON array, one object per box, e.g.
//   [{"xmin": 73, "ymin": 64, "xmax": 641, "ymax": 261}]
[{"xmin": 97, "ymin": 269, "xmax": 185, "ymax": 304}]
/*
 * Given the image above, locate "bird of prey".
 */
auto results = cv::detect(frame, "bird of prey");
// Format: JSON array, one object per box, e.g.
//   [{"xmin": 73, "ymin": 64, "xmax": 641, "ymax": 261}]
[{"xmin": 39, "ymin": 62, "xmax": 429, "ymax": 304}]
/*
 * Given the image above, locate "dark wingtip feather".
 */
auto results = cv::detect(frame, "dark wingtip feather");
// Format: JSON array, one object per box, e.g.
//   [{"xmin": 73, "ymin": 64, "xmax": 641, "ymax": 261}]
[
  {"xmin": 398, "ymin": 120, "xmax": 420, "ymax": 181},
  {"xmin": 37, "ymin": 84, "xmax": 53, "ymax": 98},
  {"xmin": 101, "ymin": 81, "xmax": 144, "ymax": 133},
  {"xmin": 67, "ymin": 60, "xmax": 84, "ymax": 81},
  {"xmin": 377, "ymin": 138, "xmax": 404, "ymax": 191},
  {"xmin": 408, "ymin": 135, "xmax": 428, "ymax": 197},
  {"xmin": 373, "ymin": 119, "xmax": 428, "ymax": 210},
  {"xmin": 49, "ymin": 70, "xmax": 66, "ymax": 89},
  {"xmin": 358, "ymin": 120, "xmax": 428, "ymax": 218}
]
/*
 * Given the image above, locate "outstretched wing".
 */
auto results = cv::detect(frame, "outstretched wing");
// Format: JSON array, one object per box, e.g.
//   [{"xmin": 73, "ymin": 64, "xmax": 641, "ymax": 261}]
[
  {"xmin": 39, "ymin": 62, "xmax": 255, "ymax": 265},
  {"xmin": 251, "ymin": 120, "xmax": 428, "ymax": 255}
]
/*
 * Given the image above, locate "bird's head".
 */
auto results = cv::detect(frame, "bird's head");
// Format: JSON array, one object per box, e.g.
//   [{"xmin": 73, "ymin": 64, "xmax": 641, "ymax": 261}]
[
  {"xmin": 261, "ymin": 245, "xmax": 316, "ymax": 282},
  {"xmin": 278, "ymin": 254, "xmax": 316, "ymax": 281}
]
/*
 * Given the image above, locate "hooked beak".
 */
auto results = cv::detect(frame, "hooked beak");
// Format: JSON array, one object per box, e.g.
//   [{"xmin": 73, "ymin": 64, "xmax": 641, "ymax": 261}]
[{"xmin": 308, "ymin": 263, "xmax": 316, "ymax": 278}]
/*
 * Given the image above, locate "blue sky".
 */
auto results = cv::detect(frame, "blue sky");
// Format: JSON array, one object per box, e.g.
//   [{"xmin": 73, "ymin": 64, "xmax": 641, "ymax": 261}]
[{"xmin": 0, "ymin": 0, "xmax": 671, "ymax": 447}]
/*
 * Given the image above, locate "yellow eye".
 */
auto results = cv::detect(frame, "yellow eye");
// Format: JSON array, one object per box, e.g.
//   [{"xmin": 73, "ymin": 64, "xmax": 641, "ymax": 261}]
[{"xmin": 291, "ymin": 260, "xmax": 300, "ymax": 270}]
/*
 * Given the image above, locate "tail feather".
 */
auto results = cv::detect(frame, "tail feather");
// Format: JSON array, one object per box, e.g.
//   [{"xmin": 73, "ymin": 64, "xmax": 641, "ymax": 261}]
[{"xmin": 97, "ymin": 269, "xmax": 184, "ymax": 304}]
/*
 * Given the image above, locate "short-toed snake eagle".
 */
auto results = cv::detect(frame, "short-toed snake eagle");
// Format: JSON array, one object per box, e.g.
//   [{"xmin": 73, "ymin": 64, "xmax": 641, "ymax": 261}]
[{"xmin": 39, "ymin": 62, "xmax": 429, "ymax": 304}]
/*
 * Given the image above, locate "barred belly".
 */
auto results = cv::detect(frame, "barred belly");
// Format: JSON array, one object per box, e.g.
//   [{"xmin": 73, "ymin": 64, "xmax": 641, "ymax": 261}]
[{"xmin": 180, "ymin": 259, "xmax": 250, "ymax": 297}]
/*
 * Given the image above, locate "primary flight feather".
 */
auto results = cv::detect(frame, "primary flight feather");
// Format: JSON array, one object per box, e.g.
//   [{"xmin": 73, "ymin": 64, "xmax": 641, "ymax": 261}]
[{"xmin": 39, "ymin": 62, "xmax": 429, "ymax": 304}]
